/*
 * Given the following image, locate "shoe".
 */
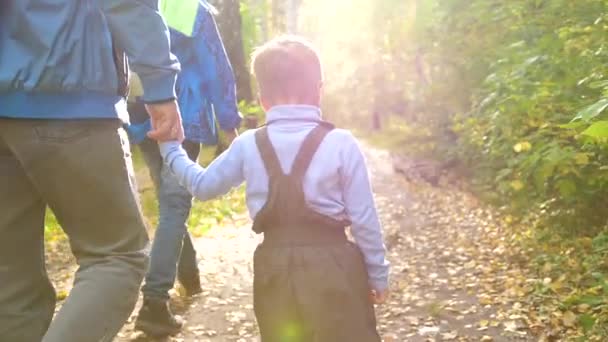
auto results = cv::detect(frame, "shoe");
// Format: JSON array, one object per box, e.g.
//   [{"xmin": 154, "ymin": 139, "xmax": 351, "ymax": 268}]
[{"xmin": 134, "ymin": 297, "xmax": 183, "ymax": 337}]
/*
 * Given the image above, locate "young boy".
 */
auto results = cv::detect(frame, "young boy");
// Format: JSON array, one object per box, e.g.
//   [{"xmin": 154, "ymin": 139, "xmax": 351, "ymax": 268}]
[{"xmin": 159, "ymin": 36, "xmax": 390, "ymax": 341}]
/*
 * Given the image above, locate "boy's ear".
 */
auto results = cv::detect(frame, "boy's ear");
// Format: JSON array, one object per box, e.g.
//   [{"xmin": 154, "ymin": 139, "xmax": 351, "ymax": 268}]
[{"xmin": 315, "ymin": 81, "xmax": 323, "ymax": 105}]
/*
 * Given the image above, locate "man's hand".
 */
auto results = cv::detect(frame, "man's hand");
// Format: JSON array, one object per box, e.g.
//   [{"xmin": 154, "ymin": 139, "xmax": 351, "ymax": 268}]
[
  {"xmin": 370, "ymin": 289, "xmax": 389, "ymax": 305},
  {"xmin": 145, "ymin": 100, "xmax": 185, "ymax": 142}
]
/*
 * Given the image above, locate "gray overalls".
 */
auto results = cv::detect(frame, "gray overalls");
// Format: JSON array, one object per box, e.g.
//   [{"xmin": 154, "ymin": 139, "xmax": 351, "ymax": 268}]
[{"xmin": 252, "ymin": 122, "xmax": 381, "ymax": 342}]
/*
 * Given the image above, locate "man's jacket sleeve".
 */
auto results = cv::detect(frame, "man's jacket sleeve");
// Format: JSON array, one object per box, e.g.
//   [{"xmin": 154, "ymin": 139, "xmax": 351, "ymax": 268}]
[{"xmin": 99, "ymin": 0, "xmax": 181, "ymax": 102}]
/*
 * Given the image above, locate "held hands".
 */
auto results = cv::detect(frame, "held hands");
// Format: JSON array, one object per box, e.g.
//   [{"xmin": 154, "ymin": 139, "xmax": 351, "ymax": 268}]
[
  {"xmin": 145, "ymin": 100, "xmax": 185, "ymax": 142},
  {"xmin": 370, "ymin": 289, "xmax": 389, "ymax": 305}
]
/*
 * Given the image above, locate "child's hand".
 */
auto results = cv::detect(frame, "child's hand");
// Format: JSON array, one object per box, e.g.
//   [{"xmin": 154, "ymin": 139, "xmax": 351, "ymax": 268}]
[{"xmin": 369, "ymin": 289, "xmax": 389, "ymax": 305}]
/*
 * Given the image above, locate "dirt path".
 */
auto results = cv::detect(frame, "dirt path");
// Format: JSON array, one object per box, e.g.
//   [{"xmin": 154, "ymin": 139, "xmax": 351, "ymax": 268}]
[
  {"xmin": 113, "ymin": 217, "xmax": 260, "ymax": 342},
  {"xmin": 48, "ymin": 143, "xmax": 535, "ymax": 341},
  {"xmin": 364, "ymin": 146, "xmax": 533, "ymax": 342}
]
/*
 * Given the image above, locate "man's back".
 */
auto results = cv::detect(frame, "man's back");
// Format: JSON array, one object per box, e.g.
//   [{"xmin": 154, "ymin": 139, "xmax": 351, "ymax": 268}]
[
  {"xmin": 0, "ymin": 1, "xmax": 120, "ymax": 94},
  {"xmin": 0, "ymin": 0, "xmax": 179, "ymax": 120}
]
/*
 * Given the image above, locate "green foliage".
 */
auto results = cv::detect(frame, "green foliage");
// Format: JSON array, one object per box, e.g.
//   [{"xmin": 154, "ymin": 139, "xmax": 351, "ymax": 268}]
[
  {"xmin": 239, "ymin": 100, "xmax": 265, "ymax": 127},
  {"xmin": 239, "ymin": 1, "xmax": 263, "ymax": 66},
  {"xmin": 402, "ymin": 0, "xmax": 608, "ymax": 236},
  {"xmin": 582, "ymin": 121, "xmax": 608, "ymax": 139},
  {"xmin": 44, "ymin": 209, "xmax": 63, "ymax": 241},
  {"xmin": 378, "ymin": 0, "xmax": 608, "ymax": 337}
]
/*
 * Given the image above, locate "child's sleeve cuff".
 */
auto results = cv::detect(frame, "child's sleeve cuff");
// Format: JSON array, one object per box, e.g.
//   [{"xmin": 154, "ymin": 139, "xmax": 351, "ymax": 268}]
[
  {"xmin": 159, "ymin": 141, "xmax": 182, "ymax": 158},
  {"xmin": 369, "ymin": 278, "xmax": 389, "ymax": 293}
]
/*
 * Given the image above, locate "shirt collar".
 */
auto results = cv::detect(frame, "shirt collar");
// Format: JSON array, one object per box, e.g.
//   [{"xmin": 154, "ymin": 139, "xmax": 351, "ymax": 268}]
[{"xmin": 265, "ymin": 105, "xmax": 322, "ymax": 124}]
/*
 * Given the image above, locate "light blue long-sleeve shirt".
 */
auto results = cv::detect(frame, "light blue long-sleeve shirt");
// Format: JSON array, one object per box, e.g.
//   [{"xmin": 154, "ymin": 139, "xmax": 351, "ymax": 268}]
[{"xmin": 159, "ymin": 105, "xmax": 390, "ymax": 291}]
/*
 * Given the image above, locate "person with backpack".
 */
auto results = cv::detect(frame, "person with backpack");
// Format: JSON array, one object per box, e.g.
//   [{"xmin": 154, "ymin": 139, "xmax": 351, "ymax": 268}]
[{"xmin": 125, "ymin": 0, "xmax": 241, "ymax": 336}]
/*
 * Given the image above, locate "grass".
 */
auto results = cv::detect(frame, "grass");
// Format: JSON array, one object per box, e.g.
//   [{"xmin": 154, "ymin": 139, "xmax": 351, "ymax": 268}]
[
  {"xmin": 355, "ymin": 116, "xmax": 439, "ymax": 159},
  {"xmin": 44, "ymin": 144, "xmax": 247, "ymax": 241},
  {"xmin": 355, "ymin": 118, "xmax": 412, "ymax": 150}
]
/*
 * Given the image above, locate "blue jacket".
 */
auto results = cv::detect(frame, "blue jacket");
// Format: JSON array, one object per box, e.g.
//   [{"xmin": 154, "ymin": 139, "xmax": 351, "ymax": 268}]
[
  {"xmin": 128, "ymin": 2, "xmax": 241, "ymax": 145},
  {"xmin": 0, "ymin": 0, "xmax": 180, "ymax": 121}
]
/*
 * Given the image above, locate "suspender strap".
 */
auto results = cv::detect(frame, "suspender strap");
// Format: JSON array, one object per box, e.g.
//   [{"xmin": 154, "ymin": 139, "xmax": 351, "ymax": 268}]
[
  {"xmin": 254, "ymin": 122, "xmax": 334, "ymax": 179},
  {"xmin": 252, "ymin": 121, "xmax": 349, "ymax": 238},
  {"xmin": 254, "ymin": 127, "xmax": 283, "ymax": 178},
  {"xmin": 290, "ymin": 122, "xmax": 334, "ymax": 180}
]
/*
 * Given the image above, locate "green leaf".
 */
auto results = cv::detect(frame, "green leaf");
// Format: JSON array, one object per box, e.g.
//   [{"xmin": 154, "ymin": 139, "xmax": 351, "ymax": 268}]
[
  {"xmin": 588, "ymin": 80, "xmax": 608, "ymax": 89},
  {"xmin": 556, "ymin": 179, "xmax": 577, "ymax": 197},
  {"xmin": 495, "ymin": 168, "xmax": 513, "ymax": 182},
  {"xmin": 579, "ymin": 313, "xmax": 596, "ymax": 332},
  {"xmin": 559, "ymin": 121, "xmax": 586, "ymax": 129},
  {"xmin": 581, "ymin": 121, "xmax": 608, "ymax": 138},
  {"xmin": 572, "ymin": 99, "xmax": 608, "ymax": 122},
  {"xmin": 534, "ymin": 162, "xmax": 555, "ymax": 189}
]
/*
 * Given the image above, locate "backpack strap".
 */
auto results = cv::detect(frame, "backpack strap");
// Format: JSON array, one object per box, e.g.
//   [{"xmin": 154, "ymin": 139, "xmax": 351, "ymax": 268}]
[
  {"xmin": 254, "ymin": 127, "xmax": 284, "ymax": 178},
  {"xmin": 290, "ymin": 122, "xmax": 334, "ymax": 180}
]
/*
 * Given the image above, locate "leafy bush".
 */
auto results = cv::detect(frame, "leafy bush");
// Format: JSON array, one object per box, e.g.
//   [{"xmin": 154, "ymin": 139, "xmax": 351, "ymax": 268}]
[{"xmin": 406, "ymin": 0, "xmax": 608, "ymax": 235}]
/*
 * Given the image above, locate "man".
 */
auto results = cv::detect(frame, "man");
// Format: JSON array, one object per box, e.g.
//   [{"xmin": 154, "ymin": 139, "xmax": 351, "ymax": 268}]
[
  {"xmin": 126, "ymin": 0, "xmax": 241, "ymax": 337},
  {"xmin": 0, "ymin": 1, "xmax": 183, "ymax": 341}
]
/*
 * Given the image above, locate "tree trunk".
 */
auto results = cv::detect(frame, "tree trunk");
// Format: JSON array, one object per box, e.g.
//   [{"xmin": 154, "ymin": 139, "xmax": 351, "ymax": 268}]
[
  {"xmin": 258, "ymin": 0, "xmax": 269, "ymax": 41},
  {"xmin": 271, "ymin": 0, "xmax": 285, "ymax": 33},
  {"xmin": 210, "ymin": 0, "xmax": 254, "ymax": 102},
  {"xmin": 285, "ymin": 0, "xmax": 299, "ymax": 33}
]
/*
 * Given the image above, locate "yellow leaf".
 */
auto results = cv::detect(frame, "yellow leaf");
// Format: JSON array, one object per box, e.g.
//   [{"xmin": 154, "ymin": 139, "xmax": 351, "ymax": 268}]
[
  {"xmin": 510, "ymin": 180, "xmax": 525, "ymax": 191},
  {"xmin": 479, "ymin": 297, "xmax": 493, "ymax": 305},
  {"xmin": 513, "ymin": 141, "xmax": 532, "ymax": 153},
  {"xmin": 504, "ymin": 320, "xmax": 518, "ymax": 332},
  {"xmin": 56, "ymin": 290, "xmax": 69, "ymax": 301},
  {"xmin": 562, "ymin": 311, "xmax": 577, "ymax": 327},
  {"xmin": 574, "ymin": 153, "xmax": 589, "ymax": 165},
  {"xmin": 513, "ymin": 143, "xmax": 523, "ymax": 153},
  {"xmin": 527, "ymin": 119, "xmax": 539, "ymax": 127},
  {"xmin": 550, "ymin": 279, "xmax": 564, "ymax": 292},
  {"xmin": 479, "ymin": 319, "xmax": 489, "ymax": 327},
  {"xmin": 577, "ymin": 304, "xmax": 591, "ymax": 313}
]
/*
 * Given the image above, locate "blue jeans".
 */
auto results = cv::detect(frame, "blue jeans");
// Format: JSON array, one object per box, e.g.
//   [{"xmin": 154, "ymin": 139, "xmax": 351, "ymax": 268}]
[{"xmin": 138, "ymin": 138, "xmax": 201, "ymax": 300}]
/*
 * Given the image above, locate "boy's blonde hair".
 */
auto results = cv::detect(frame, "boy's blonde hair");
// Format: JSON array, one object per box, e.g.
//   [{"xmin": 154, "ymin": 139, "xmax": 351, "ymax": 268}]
[{"xmin": 251, "ymin": 36, "xmax": 322, "ymax": 106}]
